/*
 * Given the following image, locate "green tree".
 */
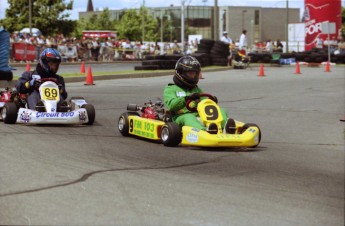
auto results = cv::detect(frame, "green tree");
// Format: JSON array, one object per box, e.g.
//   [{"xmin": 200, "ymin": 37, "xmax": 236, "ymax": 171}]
[
  {"xmin": 77, "ymin": 8, "xmax": 116, "ymax": 32},
  {"xmin": 0, "ymin": 0, "xmax": 75, "ymax": 36},
  {"xmin": 115, "ymin": 7, "xmax": 158, "ymax": 41}
]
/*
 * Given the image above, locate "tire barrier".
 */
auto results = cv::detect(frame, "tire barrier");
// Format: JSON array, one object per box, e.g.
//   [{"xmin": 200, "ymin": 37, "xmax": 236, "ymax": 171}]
[
  {"xmin": 134, "ymin": 40, "xmax": 345, "ymax": 71},
  {"xmin": 135, "ymin": 53, "xmax": 212, "ymax": 71},
  {"xmin": 0, "ymin": 71, "xmax": 13, "ymax": 81}
]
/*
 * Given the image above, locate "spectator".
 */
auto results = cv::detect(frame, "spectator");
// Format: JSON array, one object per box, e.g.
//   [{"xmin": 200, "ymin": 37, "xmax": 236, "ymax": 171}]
[
  {"xmin": 265, "ymin": 39, "xmax": 273, "ymax": 52},
  {"xmin": 91, "ymin": 38, "xmax": 100, "ymax": 61},
  {"xmin": 172, "ymin": 40, "xmax": 181, "ymax": 54},
  {"xmin": 315, "ymin": 36, "xmax": 323, "ymax": 49},
  {"xmin": 238, "ymin": 30, "xmax": 247, "ymax": 52},
  {"xmin": 220, "ymin": 31, "xmax": 232, "ymax": 44},
  {"xmin": 275, "ymin": 39, "xmax": 284, "ymax": 52},
  {"xmin": 336, "ymin": 37, "xmax": 345, "ymax": 55}
]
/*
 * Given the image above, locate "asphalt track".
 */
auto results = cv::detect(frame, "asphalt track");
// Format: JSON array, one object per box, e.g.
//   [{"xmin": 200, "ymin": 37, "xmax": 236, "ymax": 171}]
[{"xmin": 0, "ymin": 64, "xmax": 344, "ymax": 226}]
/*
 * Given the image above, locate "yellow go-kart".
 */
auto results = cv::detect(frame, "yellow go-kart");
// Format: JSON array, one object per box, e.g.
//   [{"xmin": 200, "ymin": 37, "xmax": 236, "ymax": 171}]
[{"xmin": 118, "ymin": 93, "xmax": 261, "ymax": 148}]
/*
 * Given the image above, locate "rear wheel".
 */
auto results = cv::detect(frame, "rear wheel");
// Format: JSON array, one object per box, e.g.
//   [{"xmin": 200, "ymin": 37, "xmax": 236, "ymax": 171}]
[
  {"xmin": 82, "ymin": 104, "xmax": 95, "ymax": 125},
  {"xmin": 241, "ymin": 123, "xmax": 261, "ymax": 147},
  {"xmin": 118, "ymin": 112, "xmax": 140, "ymax": 136},
  {"xmin": 160, "ymin": 122, "xmax": 182, "ymax": 147},
  {"xmin": 3, "ymin": 102, "xmax": 18, "ymax": 124}
]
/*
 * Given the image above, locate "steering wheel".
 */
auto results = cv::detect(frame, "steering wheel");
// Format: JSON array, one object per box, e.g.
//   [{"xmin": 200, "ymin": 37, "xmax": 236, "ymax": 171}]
[
  {"xmin": 35, "ymin": 77, "xmax": 60, "ymax": 91},
  {"xmin": 185, "ymin": 93, "xmax": 217, "ymax": 112},
  {"xmin": 40, "ymin": 77, "xmax": 59, "ymax": 84}
]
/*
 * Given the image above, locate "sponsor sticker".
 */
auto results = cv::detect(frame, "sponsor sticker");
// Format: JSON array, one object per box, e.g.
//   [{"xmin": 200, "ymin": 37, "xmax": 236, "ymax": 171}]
[
  {"xmin": 186, "ymin": 133, "xmax": 199, "ymax": 143},
  {"xmin": 36, "ymin": 112, "xmax": 75, "ymax": 118}
]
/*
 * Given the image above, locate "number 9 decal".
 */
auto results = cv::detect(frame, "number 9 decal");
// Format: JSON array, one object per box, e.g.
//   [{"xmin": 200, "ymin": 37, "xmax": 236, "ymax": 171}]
[
  {"xmin": 204, "ymin": 105, "xmax": 218, "ymax": 120},
  {"xmin": 129, "ymin": 119, "xmax": 134, "ymax": 132}
]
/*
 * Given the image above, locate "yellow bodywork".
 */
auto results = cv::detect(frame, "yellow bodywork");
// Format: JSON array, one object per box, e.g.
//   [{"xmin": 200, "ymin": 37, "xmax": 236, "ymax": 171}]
[
  {"xmin": 128, "ymin": 116, "xmax": 165, "ymax": 140},
  {"xmin": 180, "ymin": 123, "xmax": 260, "ymax": 147}
]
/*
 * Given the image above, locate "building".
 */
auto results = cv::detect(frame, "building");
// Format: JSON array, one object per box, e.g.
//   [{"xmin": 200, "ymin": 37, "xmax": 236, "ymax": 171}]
[{"xmin": 79, "ymin": 3, "xmax": 300, "ymax": 47}]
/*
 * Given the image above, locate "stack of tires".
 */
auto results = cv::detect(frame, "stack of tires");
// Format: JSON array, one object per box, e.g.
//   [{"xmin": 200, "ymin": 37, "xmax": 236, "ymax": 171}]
[
  {"xmin": 134, "ymin": 55, "xmax": 181, "ymax": 70},
  {"xmin": 195, "ymin": 39, "xmax": 214, "ymax": 55},
  {"xmin": 134, "ymin": 53, "xmax": 212, "ymax": 71},
  {"xmin": 210, "ymin": 41, "xmax": 229, "ymax": 66},
  {"xmin": 247, "ymin": 53, "xmax": 272, "ymax": 63}
]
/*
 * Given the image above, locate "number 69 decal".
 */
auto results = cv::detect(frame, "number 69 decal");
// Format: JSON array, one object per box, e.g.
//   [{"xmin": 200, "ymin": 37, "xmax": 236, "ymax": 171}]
[{"xmin": 42, "ymin": 87, "xmax": 59, "ymax": 101}]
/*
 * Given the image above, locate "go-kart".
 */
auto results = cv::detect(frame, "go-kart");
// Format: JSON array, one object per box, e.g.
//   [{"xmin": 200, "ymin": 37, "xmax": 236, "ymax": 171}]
[
  {"xmin": 0, "ymin": 76, "xmax": 95, "ymax": 125},
  {"xmin": 118, "ymin": 93, "xmax": 261, "ymax": 148}
]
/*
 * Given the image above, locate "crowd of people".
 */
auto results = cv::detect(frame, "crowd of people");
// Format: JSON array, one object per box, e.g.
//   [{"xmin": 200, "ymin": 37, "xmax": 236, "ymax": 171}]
[
  {"xmin": 8, "ymin": 32, "xmax": 198, "ymax": 63},
  {"xmin": 9, "ymin": 31, "xmax": 345, "ymax": 63}
]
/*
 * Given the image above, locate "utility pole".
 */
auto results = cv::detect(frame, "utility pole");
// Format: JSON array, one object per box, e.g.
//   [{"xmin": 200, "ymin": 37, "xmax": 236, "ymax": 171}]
[
  {"xmin": 160, "ymin": 10, "xmax": 163, "ymax": 43},
  {"xmin": 181, "ymin": 0, "xmax": 185, "ymax": 53},
  {"xmin": 142, "ymin": 0, "xmax": 145, "ymax": 42},
  {"xmin": 286, "ymin": 0, "xmax": 289, "ymax": 53},
  {"xmin": 29, "ymin": 0, "xmax": 32, "ymax": 36},
  {"xmin": 213, "ymin": 0, "xmax": 218, "ymax": 40}
]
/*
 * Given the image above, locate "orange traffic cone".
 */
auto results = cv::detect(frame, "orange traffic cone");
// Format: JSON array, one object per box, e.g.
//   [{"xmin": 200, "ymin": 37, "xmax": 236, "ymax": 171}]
[
  {"xmin": 200, "ymin": 71, "xmax": 204, "ymax": 79},
  {"xmin": 85, "ymin": 66, "xmax": 95, "ymax": 85},
  {"xmin": 325, "ymin": 61, "xmax": 331, "ymax": 72},
  {"xmin": 25, "ymin": 62, "xmax": 31, "ymax": 72},
  {"xmin": 294, "ymin": 61, "xmax": 301, "ymax": 74},
  {"xmin": 258, "ymin": 64, "xmax": 265, "ymax": 77},
  {"xmin": 80, "ymin": 61, "xmax": 85, "ymax": 74}
]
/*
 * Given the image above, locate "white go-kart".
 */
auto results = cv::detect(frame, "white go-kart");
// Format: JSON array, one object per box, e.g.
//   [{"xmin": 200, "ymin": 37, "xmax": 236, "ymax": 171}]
[{"xmin": 1, "ymin": 75, "xmax": 95, "ymax": 125}]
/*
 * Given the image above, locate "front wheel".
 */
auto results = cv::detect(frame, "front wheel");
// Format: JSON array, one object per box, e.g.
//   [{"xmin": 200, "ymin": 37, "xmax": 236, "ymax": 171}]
[
  {"xmin": 82, "ymin": 104, "xmax": 95, "ymax": 125},
  {"xmin": 160, "ymin": 122, "xmax": 182, "ymax": 147},
  {"xmin": 241, "ymin": 123, "xmax": 261, "ymax": 147},
  {"xmin": 3, "ymin": 102, "xmax": 18, "ymax": 124},
  {"xmin": 118, "ymin": 112, "xmax": 140, "ymax": 136}
]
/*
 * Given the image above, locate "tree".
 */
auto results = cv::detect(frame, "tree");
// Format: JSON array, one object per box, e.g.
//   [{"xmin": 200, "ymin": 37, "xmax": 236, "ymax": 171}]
[
  {"xmin": 0, "ymin": 0, "xmax": 75, "ymax": 36},
  {"xmin": 78, "ymin": 8, "xmax": 116, "ymax": 31},
  {"xmin": 115, "ymin": 7, "xmax": 158, "ymax": 41}
]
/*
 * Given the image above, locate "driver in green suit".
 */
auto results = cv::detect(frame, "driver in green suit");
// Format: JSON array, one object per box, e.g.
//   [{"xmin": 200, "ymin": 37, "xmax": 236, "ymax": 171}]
[{"xmin": 163, "ymin": 56, "xmax": 234, "ymax": 134}]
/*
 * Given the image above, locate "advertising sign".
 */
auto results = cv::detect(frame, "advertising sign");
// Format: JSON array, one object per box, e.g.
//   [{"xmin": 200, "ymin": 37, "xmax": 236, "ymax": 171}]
[
  {"xmin": 304, "ymin": 0, "xmax": 342, "ymax": 50},
  {"xmin": 13, "ymin": 43, "xmax": 37, "ymax": 61}
]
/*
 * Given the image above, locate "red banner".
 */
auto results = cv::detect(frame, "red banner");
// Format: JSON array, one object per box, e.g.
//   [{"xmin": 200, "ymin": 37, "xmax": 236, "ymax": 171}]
[
  {"xmin": 13, "ymin": 43, "xmax": 37, "ymax": 61},
  {"xmin": 304, "ymin": 0, "xmax": 342, "ymax": 50},
  {"xmin": 82, "ymin": 30, "xmax": 117, "ymax": 39}
]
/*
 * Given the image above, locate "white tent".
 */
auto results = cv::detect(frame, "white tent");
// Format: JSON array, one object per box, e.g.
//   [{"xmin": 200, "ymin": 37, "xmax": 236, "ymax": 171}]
[{"xmin": 19, "ymin": 28, "xmax": 42, "ymax": 36}]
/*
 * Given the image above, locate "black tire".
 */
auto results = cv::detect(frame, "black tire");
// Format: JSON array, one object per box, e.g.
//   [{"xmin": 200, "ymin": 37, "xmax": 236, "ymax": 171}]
[
  {"xmin": 160, "ymin": 122, "xmax": 182, "ymax": 147},
  {"xmin": 0, "ymin": 70, "xmax": 13, "ymax": 81},
  {"xmin": 82, "ymin": 104, "xmax": 95, "ymax": 125},
  {"xmin": 118, "ymin": 112, "xmax": 140, "ymax": 136},
  {"xmin": 240, "ymin": 123, "xmax": 261, "ymax": 147},
  {"xmin": 3, "ymin": 102, "xmax": 18, "ymax": 124}
]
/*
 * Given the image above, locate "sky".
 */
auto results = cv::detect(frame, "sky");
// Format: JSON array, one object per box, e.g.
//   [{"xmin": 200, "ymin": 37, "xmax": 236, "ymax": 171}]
[
  {"xmin": 0, "ymin": 0, "xmax": 344, "ymax": 20},
  {"xmin": 0, "ymin": 0, "xmax": 310, "ymax": 20}
]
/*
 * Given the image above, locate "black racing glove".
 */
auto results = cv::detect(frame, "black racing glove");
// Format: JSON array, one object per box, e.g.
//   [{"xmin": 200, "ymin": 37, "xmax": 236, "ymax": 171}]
[
  {"xmin": 213, "ymin": 95, "xmax": 218, "ymax": 103},
  {"xmin": 33, "ymin": 80, "xmax": 41, "ymax": 89},
  {"xmin": 185, "ymin": 93, "xmax": 200, "ymax": 101}
]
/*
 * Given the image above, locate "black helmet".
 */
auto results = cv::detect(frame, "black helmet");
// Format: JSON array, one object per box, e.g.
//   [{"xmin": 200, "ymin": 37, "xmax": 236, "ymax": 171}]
[
  {"xmin": 173, "ymin": 56, "xmax": 201, "ymax": 89},
  {"xmin": 39, "ymin": 48, "xmax": 62, "ymax": 74}
]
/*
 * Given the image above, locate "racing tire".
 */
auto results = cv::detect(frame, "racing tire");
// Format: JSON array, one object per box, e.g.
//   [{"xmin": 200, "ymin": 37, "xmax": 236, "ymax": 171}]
[
  {"xmin": 82, "ymin": 104, "xmax": 95, "ymax": 125},
  {"xmin": 0, "ymin": 70, "xmax": 13, "ymax": 81},
  {"xmin": 118, "ymin": 112, "xmax": 140, "ymax": 136},
  {"xmin": 3, "ymin": 102, "xmax": 18, "ymax": 124},
  {"xmin": 240, "ymin": 123, "xmax": 261, "ymax": 148},
  {"xmin": 160, "ymin": 122, "xmax": 182, "ymax": 147}
]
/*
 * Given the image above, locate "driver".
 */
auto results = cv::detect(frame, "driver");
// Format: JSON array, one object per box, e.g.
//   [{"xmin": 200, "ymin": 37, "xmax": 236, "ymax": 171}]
[
  {"xmin": 16, "ymin": 48, "xmax": 68, "ymax": 110},
  {"xmin": 163, "ymin": 55, "xmax": 234, "ymax": 134}
]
